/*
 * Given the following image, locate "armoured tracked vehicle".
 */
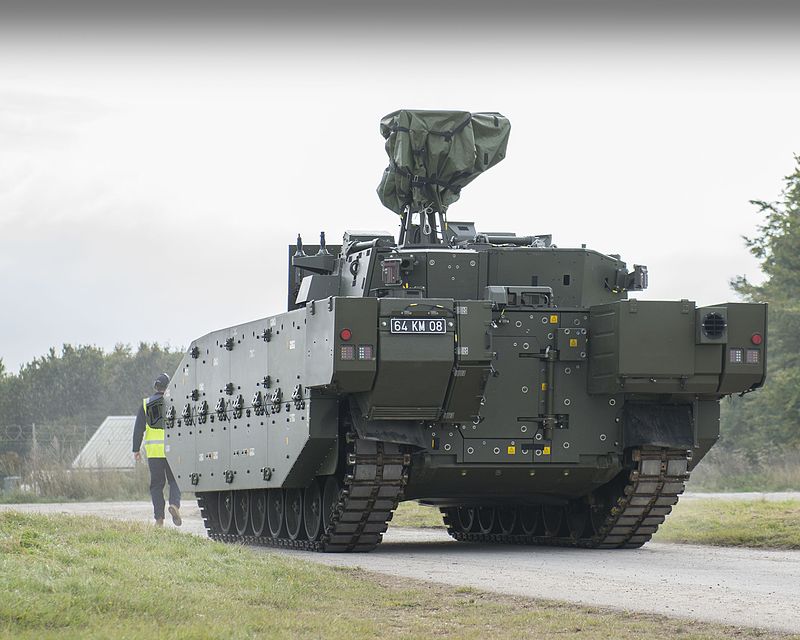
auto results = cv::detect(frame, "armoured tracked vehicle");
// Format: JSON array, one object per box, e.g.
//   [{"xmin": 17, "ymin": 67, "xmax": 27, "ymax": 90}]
[{"xmin": 163, "ymin": 110, "xmax": 767, "ymax": 551}]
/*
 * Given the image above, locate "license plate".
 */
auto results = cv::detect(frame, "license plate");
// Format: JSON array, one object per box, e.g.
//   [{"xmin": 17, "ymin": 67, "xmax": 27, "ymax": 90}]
[{"xmin": 389, "ymin": 318, "xmax": 447, "ymax": 334}]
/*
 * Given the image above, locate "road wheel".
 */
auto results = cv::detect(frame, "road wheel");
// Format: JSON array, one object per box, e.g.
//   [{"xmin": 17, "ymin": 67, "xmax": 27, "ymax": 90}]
[
  {"xmin": 285, "ymin": 488, "xmax": 304, "ymax": 540},
  {"xmin": 542, "ymin": 505, "xmax": 564, "ymax": 538},
  {"xmin": 456, "ymin": 507, "xmax": 476, "ymax": 533},
  {"xmin": 233, "ymin": 490, "xmax": 251, "ymax": 536},
  {"xmin": 267, "ymin": 489, "xmax": 285, "ymax": 539},
  {"xmin": 519, "ymin": 505, "xmax": 539, "ymax": 535},
  {"xmin": 218, "ymin": 490, "xmax": 234, "ymax": 534},
  {"xmin": 477, "ymin": 507, "xmax": 496, "ymax": 534},
  {"xmin": 303, "ymin": 480, "xmax": 323, "ymax": 541},
  {"xmin": 497, "ymin": 506, "xmax": 517, "ymax": 535},
  {"xmin": 250, "ymin": 489, "xmax": 268, "ymax": 537}
]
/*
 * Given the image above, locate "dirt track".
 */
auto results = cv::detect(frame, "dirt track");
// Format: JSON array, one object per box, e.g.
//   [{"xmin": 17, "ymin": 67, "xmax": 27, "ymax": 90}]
[{"xmin": 3, "ymin": 500, "xmax": 799, "ymax": 633}]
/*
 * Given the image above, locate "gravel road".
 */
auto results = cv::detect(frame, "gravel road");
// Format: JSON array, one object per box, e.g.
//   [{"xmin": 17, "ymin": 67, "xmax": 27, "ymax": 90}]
[{"xmin": 3, "ymin": 500, "xmax": 799, "ymax": 633}]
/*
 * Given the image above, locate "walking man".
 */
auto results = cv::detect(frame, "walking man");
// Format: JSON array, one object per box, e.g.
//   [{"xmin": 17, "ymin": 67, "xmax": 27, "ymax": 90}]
[{"xmin": 133, "ymin": 373, "xmax": 181, "ymax": 527}]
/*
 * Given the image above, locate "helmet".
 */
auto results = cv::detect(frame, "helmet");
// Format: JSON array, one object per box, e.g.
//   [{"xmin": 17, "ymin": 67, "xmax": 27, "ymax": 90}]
[{"xmin": 153, "ymin": 373, "xmax": 170, "ymax": 392}]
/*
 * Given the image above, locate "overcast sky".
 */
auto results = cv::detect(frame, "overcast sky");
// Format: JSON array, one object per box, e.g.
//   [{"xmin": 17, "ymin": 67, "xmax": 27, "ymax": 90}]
[{"xmin": 1, "ymin": 1, "xmax": 799, "ymax": 371}]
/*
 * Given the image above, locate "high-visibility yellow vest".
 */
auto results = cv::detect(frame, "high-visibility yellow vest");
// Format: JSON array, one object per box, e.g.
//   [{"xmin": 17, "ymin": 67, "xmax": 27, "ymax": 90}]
[{"xmin": 143, "ymin": 397, "xmax": 165, "ymax": 459}]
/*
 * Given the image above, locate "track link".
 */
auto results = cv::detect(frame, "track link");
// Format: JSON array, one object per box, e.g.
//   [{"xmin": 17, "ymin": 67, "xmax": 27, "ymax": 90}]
[
  {"xmin": 443, "ymin": 447, "xmax": 691, "ymax": 549},
  {"xmin": 197, "ymin": 439, "xmax": 410, "ymax": 552}
]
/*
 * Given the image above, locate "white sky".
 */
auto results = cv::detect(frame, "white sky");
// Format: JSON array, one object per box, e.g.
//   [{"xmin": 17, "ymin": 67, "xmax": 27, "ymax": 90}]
[{"xmin": 1, "ymin": 8, "xmax": 799, "ymax": 371}]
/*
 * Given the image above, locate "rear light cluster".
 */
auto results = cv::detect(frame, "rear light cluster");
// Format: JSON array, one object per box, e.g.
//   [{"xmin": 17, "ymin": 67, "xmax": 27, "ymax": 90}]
[
  {"xmin": 340, "ymin": 345, "xmax": 375, "ymax": 361},
  {"xmin": 729, "ymin": 348, "xmax": 760, "ymax": 364},
  {"xmin": 338, "ymin": 327, "xmax": 374, "ymax": 360}
]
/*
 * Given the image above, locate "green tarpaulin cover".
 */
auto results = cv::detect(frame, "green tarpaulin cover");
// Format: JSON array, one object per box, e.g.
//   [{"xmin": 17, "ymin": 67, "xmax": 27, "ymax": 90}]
[{"xmin": 377, "ymin": 110, "xmax": 511, "ymax": 216}]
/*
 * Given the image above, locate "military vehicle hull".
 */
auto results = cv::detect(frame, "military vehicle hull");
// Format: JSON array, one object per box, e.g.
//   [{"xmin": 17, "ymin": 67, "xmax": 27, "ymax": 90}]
[{"xmin": 164, "ymin": 242, "xmax": 767, "ymax": 551}]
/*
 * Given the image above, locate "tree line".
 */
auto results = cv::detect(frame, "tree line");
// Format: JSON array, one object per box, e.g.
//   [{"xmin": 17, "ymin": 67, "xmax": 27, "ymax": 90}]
[
  {"xmin": 0, "ymin": 343, "xmax": 183, "ymax": 433},
  {"xmin": 721, "ymin": 156, "xmax": 800, "ymax": 452}
]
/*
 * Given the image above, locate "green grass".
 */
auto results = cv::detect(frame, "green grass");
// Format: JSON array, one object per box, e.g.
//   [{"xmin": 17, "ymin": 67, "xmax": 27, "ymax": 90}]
[
  {"xmin": 393, "ymin": 499, "xmax": 800, "ymax": 550},
  {"xmin": 688, "ymin": 448, "xmax": 800, "ymax": 492},
  {"xmin": 1, "ymin": 512, "xmax": 792, "ymax": 640},
  {"xmin": 391, "ymin": 500, "xmax": 445, "ymax": 528},
  {"xmin": 655, "ymin": 499, "xmax": 800, "ymax": 549},
  {"xmin": 0, "ymin": 465, "xmax": 151, "ymax": 504}
]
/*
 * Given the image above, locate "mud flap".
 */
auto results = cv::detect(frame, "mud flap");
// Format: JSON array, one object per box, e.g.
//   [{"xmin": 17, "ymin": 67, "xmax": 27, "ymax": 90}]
[
  {"xmin": 349, "ymin": 398, "xmax": 427, "ymax": 448},
  {"xmin": 623, "ymin": 403, "xmax": 693, "ymax": 449}
]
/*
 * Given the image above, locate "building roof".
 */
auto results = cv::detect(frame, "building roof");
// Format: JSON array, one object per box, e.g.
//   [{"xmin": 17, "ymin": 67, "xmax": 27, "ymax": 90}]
[{"xmin": 72, "ymin": 416, "xmax": 136, "ymax": 470}]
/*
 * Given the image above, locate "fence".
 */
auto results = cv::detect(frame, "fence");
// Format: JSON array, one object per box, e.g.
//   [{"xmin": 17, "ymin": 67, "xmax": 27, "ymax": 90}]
[{"xmin": 0, "ymin": 423, "xmax": 149, "ymax": 501}]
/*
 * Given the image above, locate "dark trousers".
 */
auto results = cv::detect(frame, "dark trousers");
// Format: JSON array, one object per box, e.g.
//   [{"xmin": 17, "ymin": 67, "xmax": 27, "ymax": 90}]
[{"xmin": 147, "ymin": 457, "xmax": 181, "ymax": 521}]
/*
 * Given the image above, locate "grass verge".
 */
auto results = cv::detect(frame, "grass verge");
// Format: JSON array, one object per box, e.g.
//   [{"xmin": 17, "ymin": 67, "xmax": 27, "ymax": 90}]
[
  {"xmin": 1, "ymin": 512, "xmax": 792, "ymax": 640},
  {"xmin": 392, "ymin": 499, "xmax": 800, "ymax": 550},
  {"xmin": 655, "ymin": 499, "xmax": 800, "ymax": 549},
  {"xmin": 391, "ymin": 500, "xmax": 444, "ymax": 528},
  {"xmin": 688, "ymin": 448, "xmax": 800, "ymax": 492}
]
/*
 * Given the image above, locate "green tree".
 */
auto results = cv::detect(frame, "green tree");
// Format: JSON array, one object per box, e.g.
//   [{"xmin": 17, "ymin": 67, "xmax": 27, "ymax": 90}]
[
  {"xmin": 722, "ymin": 156, "xmax": 800, "ymax": 450},
  {"xmin": 0, "ymin": 343, "xmax": 183, "ymax": 455}
]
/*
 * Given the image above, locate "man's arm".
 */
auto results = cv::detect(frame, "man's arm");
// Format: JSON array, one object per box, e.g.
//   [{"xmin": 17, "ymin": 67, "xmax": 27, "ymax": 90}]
[{"xmin": 132, "ymin": 404, "xmax": 145, "ymax": 458}]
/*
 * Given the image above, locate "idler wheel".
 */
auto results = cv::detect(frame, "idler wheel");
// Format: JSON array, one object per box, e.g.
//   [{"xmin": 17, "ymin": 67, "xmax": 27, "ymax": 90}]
[
  {"xmin": 303, "ymin": 479, "xmax": 323, "ymax": 541},
  {"xmin": 322, "ymin": 476, "xmax": 341, "ymax": 531},
  {"xmin": 285, "ymin": 488, "xmax": 304, "ymax": 540},
  {"xmin": 456, "ymin": 507, "xmax": 476, "ymax": 533},
  {"xmin": 518, "ymin": 505, "xmax": 539, "ymax": 535},
  {"xmin": 542, "ymin": 505, "xmax": 564, "ymax": 538},
  {"xmin": 234, "ymin": 490, "xmax": 251, "ymax": 536},
  {"xmin": 477, "ymin": 507, "xmax": 496, "ymax": 534},
  {"xmin": 267, "ymin": 489, "xmax": 286, "ymax": 538},
  {"xmin": 250, "ymin": 489, "xmax": 268, "ymax": 537},
  {"xmin": 591, "ymin": 505, "xmax": 609, "ymax": 536},
  {"xmin": 497, "ymin": 507, "xmax": 517, "ymax": 535},
  {"xmin": 199, "ymin": 491, "xmax": 222, "ymax": 532},
  {"xmin": 565, "ymin": 501, "xmax": 590, "ymax": 540},
  {"xmin": 218, "ymin": 490, "xmax": 234, "ymax": 534}
]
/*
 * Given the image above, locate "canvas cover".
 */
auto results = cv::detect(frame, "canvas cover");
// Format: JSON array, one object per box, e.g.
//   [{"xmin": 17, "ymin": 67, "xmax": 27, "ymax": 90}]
[{"xmin": 377, "ymin": 110, "xmax": 511, "ymax": 216}]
